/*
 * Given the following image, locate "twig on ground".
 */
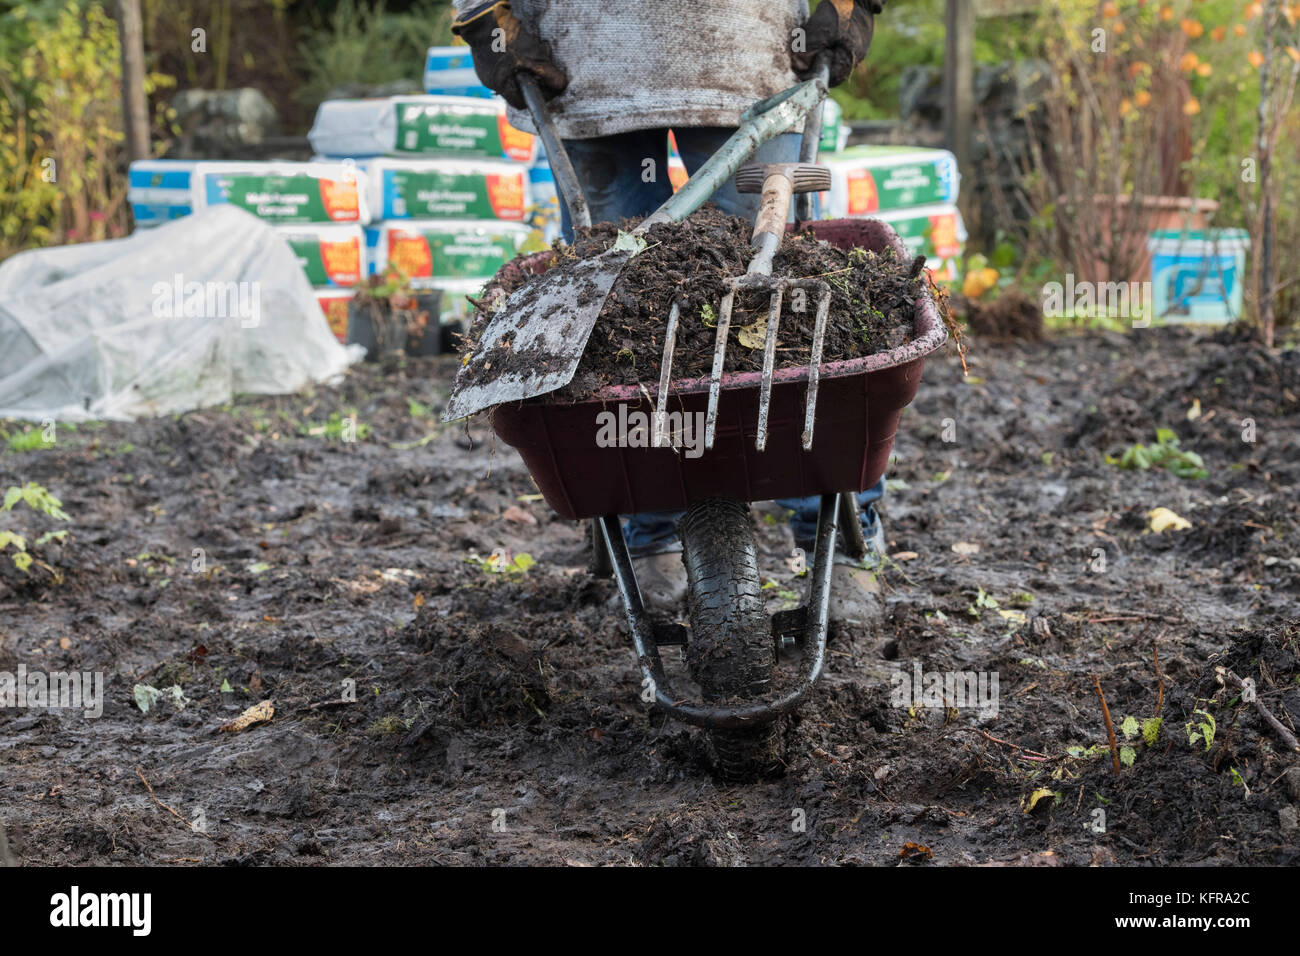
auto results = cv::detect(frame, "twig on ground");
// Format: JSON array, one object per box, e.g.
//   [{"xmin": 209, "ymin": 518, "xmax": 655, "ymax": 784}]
[
  {"xmin": 1092, "ymin": 674, "xmax": 1121, "ymax": 776},
  {"xmin": 1220, "ymin": 670, "xmax": 1300, "ymax": 753},
  {"xmin": 136, "ymin": 766, "xmax": 212, "ymax": 839},
  {"xmin": 298, "ymin": 699, "xmax": 357, "ymax": 713},
  {"xmin": 947, "ymin": 727, "xmax": 1064, "ymax": 762}
]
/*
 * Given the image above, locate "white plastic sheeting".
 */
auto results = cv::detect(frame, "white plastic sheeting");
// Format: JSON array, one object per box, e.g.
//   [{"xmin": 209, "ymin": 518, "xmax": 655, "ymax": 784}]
[{"xmin": 0, "ymin": 206, "xmax": 361, "ymax": 422}]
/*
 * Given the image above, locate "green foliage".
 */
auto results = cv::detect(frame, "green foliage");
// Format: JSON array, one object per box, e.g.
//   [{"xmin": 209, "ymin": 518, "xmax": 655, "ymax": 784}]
[
  {"xmin": 1, "ymin": 480, "xmax": 71, "ymax": 573},
  {"xmin": 1114, "ymin": 712, "xmax": 1164, "ymax": 767},
  {"xmin": 1107, "ymin": 429, "xmax": 1208, "ymax": 480},
  {"xmin": 0, "ymin": 1, "xmax": 172, "ymax": 257},
  {"xmin": 828, "ymin": 0, "xmax": 1037, "ymax": 120},
  {"xmin": 4, "ymin": 426, "xmax": 52, "ymax": 452},
  {"xmin": 3, "ymin": 481, "xmax": 71, "ymax": 521},
  {"xmin": 295, "ymin": 0, "xmax": 455, "ymax": 107},
  {"xmin": 465, "ymin": 549, "xmax": 536, "ymax": 576},
  {"xmin": 1186, "ymin": 709, "xmax": 1216, "ymax": 750},
  {"xmin": 300, "ymin": 411, "xmax": 370, "ymax": 441}
]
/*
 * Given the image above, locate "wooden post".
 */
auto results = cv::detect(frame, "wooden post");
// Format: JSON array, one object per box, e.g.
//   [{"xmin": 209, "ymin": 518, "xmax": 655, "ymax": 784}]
[
  {"xmin": 944, "ymin": 0, "xmax": 974, "ymax": 222},
  {"xmin": 117, "ymin": 0, "xmax": 150, "ymax": 164}
]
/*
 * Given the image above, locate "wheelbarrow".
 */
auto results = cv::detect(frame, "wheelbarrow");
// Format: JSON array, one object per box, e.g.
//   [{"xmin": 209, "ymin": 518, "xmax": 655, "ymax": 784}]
[
  {"xmin": 466, "ymin": 63, "xmax": 947, "ymax": 778},
  {"xmin": 486, "ymin": 218, "xmax": 945, "ymax": 777}
]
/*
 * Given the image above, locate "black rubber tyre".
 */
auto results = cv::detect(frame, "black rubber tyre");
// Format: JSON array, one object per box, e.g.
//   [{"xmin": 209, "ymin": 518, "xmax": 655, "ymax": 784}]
[{"xmin": 677, "ymin": 498, "xmax": 782, "ymax": 780}]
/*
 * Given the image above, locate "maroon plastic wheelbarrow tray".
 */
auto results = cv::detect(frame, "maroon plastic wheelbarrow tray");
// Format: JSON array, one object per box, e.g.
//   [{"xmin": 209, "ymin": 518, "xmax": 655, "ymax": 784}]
[{"xmin": 489, "ymin": 219, "xmax": 948, "ymax": 521}]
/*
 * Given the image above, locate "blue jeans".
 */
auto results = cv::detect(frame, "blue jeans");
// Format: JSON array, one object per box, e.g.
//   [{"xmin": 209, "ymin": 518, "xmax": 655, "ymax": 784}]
[{"xmin": 557, "ymin": 127, "xmax": 886, "ymax": 557}]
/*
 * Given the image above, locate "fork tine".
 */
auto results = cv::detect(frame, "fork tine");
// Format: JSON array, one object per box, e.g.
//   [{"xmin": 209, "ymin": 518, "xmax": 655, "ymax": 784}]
[
  {"xmin": 802, "ymin": 284, "xmax": 832, "ymax": 450},
  {"xmin": 654, "ymin": 299, "xmax": 681, "ymax": 449},
  {"xmin": 755, "ymin": 280, "xmax": 784, "ymax": 452},
  {"xmin": 704, "ymin": 284, "xmax": 736, "ymax": 451}
]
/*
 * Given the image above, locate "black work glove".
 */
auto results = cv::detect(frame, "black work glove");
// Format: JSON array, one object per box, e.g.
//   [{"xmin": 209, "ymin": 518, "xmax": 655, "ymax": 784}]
[
  {"xmin": 793, "ymin": 0, "xmax": 882, "ymax": 87},
  {"xmin": 451, "ymin": 0, "xmax": 568, "ymax": 110}
]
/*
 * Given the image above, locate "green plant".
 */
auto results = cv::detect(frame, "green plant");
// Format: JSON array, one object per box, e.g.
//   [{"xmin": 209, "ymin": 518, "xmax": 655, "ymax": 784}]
[
  {"xmin": 1116, "ymin": 713, "xmax": 1164, "ymax": 766},
  {"xmin": 1186, "ymin": 708, "xmax": 1217, "ymax": 750},
  {"xmin": 1107, "ymin": 428, "xmax": 1208, "ymax": 479},
  {"xmin": 1, "ymin": 480, "xmax": 71, "ymax": 573},
  {"xmin": 300, "ymin": 411, "xmax": 370, "ymax": 441},
  {"xmin": 352, "ymin": 266, "xmax": 434, "ymax": 355},
  {"xmin": 465, "ymin": 549, "xmax": 536, "ymax": 576}
]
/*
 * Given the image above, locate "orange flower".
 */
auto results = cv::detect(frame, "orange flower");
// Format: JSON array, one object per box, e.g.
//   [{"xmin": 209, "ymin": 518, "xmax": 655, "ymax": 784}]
[
  {"xmin": 1246, "ymin": 2, "xmax": 1263, "ymax": 18},
  {"xmin": 1102, "ymin": 1, "xmax": 1119, "ymax": 17},
  {"xmin": 1181, "ymin": 19, "xmax": 1204, "ymax": 38},
  {"xmin": 1120, "ymin": 98, "xmax": 1134, "ymax": 116},
  {"xmin": 1180, "ymin": 51, "xmax": 1200, "ymax": 71},
  {"xmin": 1248, "ymin": 49, "xmax": 1265, "ymax": 68},
  {"xmin": 1183, "ymin": 98, "xmax": 1201, "ymax": 115},
  {"xmin": 1113, "ymin": 19, "xmax": 1126, "ymax": 33},
  {"xmin": 1210, "ymin": 25, "xmax": 1226, "ymax": 41},
  {"xmin": 1159, "ymin": 4, "xmax": 1174, "ymax": 21},
  {"xmin": 1135, "ymin": 89, "xmax": 1152, "ymax": 107},
  {"xmin": 1128, "ymin": 60, "xmax": 1149, "ymax": 77},
  {"xmin": 1196, "ymin": 62, "xmax": 1213, "ymax": 76},
  {"xmin": 1234, "ymin": 23, "xmax": 1248, "ymax": 37}
]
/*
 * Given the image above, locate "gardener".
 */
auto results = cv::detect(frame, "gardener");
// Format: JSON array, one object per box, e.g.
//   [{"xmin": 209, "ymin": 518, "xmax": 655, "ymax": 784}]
[{"xmin": 452, "ymin": 0, "xmax": 889, "ymax": 628}]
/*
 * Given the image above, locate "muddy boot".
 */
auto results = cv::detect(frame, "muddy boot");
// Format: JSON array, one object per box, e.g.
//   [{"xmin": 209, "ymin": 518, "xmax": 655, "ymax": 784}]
[{"xmin": 632, "ymin": 552, "xmax": 688, "ymax": 612}]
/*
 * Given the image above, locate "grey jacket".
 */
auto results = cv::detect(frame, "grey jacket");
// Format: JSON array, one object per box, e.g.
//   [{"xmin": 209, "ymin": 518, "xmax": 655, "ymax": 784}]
[{"xmin": 453, "ymin": 0, "xmax": 810, "ymax": 139}]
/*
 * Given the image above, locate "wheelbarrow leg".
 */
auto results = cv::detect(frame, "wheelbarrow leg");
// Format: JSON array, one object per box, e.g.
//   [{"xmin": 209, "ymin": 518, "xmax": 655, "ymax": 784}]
[
  {"xmin": 806, "ymin": 493, "xmax": 839, "ymax": 654},
  {"xmin": 588, "ymin": 517, "xmax": 612, "ymax": 577},
  {"xmin": 837, "ymin": 492, "xmax": 867, "ymax": 561}
]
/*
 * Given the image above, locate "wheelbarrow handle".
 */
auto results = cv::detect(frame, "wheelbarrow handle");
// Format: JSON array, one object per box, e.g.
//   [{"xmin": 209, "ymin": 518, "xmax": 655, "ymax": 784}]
[
  {"xmin": 517, "ymin": 72, "xmax": 592, "ymax": 230},
  {"xmin": 796, "ymin": 51, "xmax": 833, "ymax": 225},
  {"xmin": 519, "ymin": 63, "xmax": 827, "ymax": 238},
  {"xmin": 635, "ymin": 70, "xmax": 829, "ymax": 234}
]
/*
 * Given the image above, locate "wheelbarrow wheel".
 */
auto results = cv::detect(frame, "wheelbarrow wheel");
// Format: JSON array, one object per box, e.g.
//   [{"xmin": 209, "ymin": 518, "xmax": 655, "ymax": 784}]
[{"xmin": 677, "ymin": 498, "xmax": 782, "ymax": 780}]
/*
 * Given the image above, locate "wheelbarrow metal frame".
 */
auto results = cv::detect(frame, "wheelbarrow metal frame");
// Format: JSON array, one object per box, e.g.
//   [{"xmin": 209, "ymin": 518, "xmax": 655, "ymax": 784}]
[{"xmin": 596, "ymin": 492, "xmax": 841, "ymax": 731}]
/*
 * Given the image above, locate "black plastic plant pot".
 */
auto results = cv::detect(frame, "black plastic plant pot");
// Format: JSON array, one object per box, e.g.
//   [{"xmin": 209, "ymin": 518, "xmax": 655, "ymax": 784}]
[{"xmin": 347, "ymin": 291, "xmax": 443, "ymax": 360}]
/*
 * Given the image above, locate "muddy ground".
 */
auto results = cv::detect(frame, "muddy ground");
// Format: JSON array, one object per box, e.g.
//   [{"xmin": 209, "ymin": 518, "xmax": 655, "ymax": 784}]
[{"xmin": 2, "ymin": 323, "xmax": 1298, "ymax": 866}]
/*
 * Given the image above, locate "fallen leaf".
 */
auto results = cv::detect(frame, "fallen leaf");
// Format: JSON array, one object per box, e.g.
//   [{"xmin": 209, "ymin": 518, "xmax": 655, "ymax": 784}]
[
  {"xmin": 899, "ymin": 841, "xmax": 933, "ymax": 861},
  {"xmin": 891, "ymin": 551, "xmax": 919, "ymax": 562},
  {"xmin": 1023, "ymin": 787, "xmax": 1057, "ymax": 813},
  {"xmin": 133, "ymin": 683, "xmax": 162, "ymax": 714},
  {"xmin": 502, "ymin": 505, "xmax": 537, "ymax": 526},
  {"xmin": 413, "ymin": 592, "xmax": 426, "ymax": 610},
  {"xmin": 1186, "ymin": 397, "xmax": 1202, "ymax": 421},
  {"xmin": 59, "ymin": 637, "xmax": 71, "ymax": 650},
  {"xmin": 998, "ymin": 609, "xmax": 1028, "ymax": 624},
  {"xmin": 951, "ymin": 541, "xmax": 981, "ymax": 556},
  {"xmin": 737, "ymin": 319, "xmax": 768, "ymax": 350},
  {"xmin": 219, "ymin": 699, "xmax": 274, "ymax": 733},
  {"xmin": 1148, "ymin": 507, "xmax": 1192, "ymax": 534}
]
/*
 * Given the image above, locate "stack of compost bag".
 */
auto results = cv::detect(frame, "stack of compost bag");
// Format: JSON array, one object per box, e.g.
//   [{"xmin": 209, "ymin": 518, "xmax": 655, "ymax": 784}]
[
  {"xmin": 308, "ymin": 47, "xmax": 538, "ymax": 325},
  {"xmin": 817, "ymin": 140, "xmax": 965, "ymax": 281},
  {"xmin": 126, "ymin": 159, "xmax": 368, "ymax": 341}
]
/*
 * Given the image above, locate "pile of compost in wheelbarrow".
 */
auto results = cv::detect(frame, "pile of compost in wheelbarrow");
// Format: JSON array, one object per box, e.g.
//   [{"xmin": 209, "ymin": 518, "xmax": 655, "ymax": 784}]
[{"xmin": 464, "ymin": 205, "xmax": 932, "ymax": 399}]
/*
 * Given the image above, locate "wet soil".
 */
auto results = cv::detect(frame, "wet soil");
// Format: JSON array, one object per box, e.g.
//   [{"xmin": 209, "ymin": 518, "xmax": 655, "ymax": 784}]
[
  {"xmin": 2, "ymin": 324, "xmax": 1298, "ymax": 866},
  {"xmin": 460, "ymin": 206, "xmax": 927, "ymax": 399}
]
